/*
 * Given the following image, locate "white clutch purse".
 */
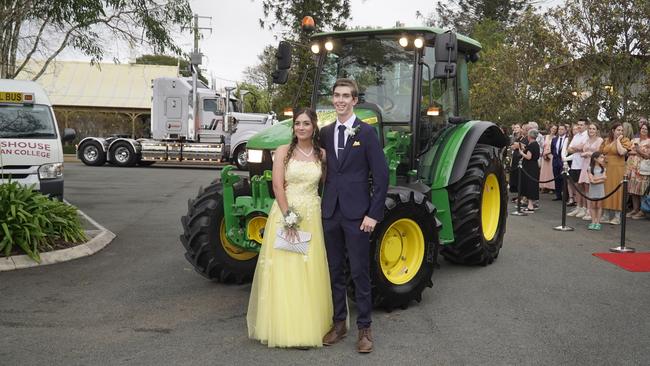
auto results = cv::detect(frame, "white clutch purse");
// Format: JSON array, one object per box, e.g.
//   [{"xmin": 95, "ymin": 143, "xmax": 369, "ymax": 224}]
[{"xmin": 274, "ymin": 229, "xmax": 311, "ymax": 255}]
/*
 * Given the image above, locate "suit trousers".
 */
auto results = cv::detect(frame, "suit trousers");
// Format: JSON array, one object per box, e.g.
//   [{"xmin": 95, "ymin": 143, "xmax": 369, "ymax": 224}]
[{"xmin": 323, "ymin": 201, "xmax": 372, "ymax": 329}]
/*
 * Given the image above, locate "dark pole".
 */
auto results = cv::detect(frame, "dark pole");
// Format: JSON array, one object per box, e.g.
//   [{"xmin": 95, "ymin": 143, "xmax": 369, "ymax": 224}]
[
  {"xmin": 554, "ymin": 161, "xmax": 574, "ymax": 231},
  {"xmin": 610, "ymin": 175, "xmax": 635, "ymax": 253},
  {"xmin": 511, "ymin": 159, "xmax": 527, "ymax": 216}
]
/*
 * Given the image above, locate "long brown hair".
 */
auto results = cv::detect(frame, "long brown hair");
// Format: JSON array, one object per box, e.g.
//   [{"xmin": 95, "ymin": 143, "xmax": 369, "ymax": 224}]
[
  {"xmin": 606, "ymin": 122, "xmax": 622, "ymax": 142},
  {"xmin": 284, "ymin": 107, "xmax": 323, "ymax": 168}
]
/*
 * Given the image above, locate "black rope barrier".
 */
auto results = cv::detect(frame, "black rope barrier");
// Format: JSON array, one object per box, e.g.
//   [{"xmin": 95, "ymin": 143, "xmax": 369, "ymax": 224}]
[
  {"xmin": 549, "ymin": 166, "xmax": 635, "ymax": 253},
  {"xmin": 565, "ymin": 174, "xmax": 623, "ymax": 202},
  {"xmin": 518, "ymin": 165, "xmax": 557, "ymax": 184}
]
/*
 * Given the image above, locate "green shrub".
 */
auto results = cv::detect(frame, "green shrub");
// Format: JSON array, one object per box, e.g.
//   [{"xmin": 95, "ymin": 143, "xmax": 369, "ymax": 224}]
[{"xmin": 0, "ymin": 181, "xmax": 87, "ymax": 262}]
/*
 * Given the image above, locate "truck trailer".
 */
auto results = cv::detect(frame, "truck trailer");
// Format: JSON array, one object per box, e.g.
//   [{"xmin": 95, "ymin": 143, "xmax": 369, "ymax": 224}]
[{"xmin": 76, "ymin": 77, "xmax": 276, "ymax": 170}]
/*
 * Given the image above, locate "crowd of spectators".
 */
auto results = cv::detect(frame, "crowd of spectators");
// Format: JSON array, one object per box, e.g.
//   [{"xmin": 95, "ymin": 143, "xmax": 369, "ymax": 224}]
[{"xmin": 505, "ymin": 117, "xmax": 650, "ymax": 230}]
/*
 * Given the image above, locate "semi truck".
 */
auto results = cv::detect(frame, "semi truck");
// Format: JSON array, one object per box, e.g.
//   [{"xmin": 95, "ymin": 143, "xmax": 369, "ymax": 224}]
[{"xmin": 76, "ymin": 77, "xmax": 276, "ymax": 170}]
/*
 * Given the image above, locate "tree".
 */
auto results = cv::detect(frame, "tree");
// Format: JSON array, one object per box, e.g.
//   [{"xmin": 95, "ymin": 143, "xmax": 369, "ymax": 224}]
[
  {"xmin": 0, "ymin": 0, "xmax": 192, "ymax": 80},
  {"xmin": 421, "ymin": 0, "xmax": 531, "ymax": 35},
  {"xmin": 258, "ymin": 0, "xmax": 351, "ymax": 111},
  {"xmin": 136, "ymin": 54, "xmax": 208, "ymax": 85},
  {"xmin": 236, "ymin": 82, "xmax": 272, "ymax": 113},
  {"xmin": 243, "ymin": 45, "xmax": 278, "ymax": 111},
  {"xmin": 547, "ymin": 0, "xmax": 650, "ymax": 122},
  {"xmin": 468, "ymin": 13, "xmax": 573, "ymax": 125}
]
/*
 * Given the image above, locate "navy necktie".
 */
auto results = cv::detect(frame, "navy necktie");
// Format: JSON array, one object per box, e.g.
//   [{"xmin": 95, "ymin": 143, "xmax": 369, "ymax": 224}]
[{"xmin": 337, "ymin": 125, "xmax": 346, "ymax": 158}]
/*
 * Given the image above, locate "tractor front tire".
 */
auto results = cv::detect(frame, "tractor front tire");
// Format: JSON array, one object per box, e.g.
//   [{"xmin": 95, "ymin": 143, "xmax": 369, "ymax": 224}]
[
  {"xmin": 368, "ymin": 188, "xmax": 439, "ymax": 310},
  {"xmin": 441, "ymin": 144, "xmax": 507, "ymax": 265},
  {"xmin": 180, "ymin": 180, "xmax": 258, "ymax": 283}
]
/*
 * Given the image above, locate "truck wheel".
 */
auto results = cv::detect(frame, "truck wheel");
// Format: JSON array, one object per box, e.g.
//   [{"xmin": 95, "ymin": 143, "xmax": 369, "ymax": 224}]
[
  {"xmin": 109, "ymin": 141, "xmax": 137, "ymax": 167},
  {"xmin": 368, "ymin": 188, "xmax": 439, "ymax": 310},
  {"xmin": 180, "ymin": 180, "xmax": 258, "ymax": 283},
  {"xmin": 441, "ymin": 144, "xmax": 507, "ymax": 265},
  {"xmin": 79, "ymin": 141, "xmax": 106, "ymax": 166},
  {"xmin": 233, "ymin": 144, "xmax": 248, "ymax": 170}
]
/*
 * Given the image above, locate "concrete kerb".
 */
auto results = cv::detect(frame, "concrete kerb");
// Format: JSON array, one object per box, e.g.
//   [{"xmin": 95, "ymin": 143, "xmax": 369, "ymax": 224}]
[{"xmin": 0, "ymin": 202, "xmax": 116, "ymax": 271}]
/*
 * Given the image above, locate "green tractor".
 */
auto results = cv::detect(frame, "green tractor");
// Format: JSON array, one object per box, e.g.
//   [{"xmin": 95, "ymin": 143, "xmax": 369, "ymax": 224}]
[{"xmin": 180, "ymin": 25, "xmax": 509, "ymax": 310}]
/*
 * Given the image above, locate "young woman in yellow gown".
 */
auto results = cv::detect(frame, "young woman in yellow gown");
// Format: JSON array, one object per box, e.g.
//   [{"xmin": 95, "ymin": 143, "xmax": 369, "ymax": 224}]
[{"xmin": 247, "ymin": 108, "xmax": 333, "ymax": 348}]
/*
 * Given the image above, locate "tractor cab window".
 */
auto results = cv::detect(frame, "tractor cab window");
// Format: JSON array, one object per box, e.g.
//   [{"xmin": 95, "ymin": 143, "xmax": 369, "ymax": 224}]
[
  {"xmin": 418, "ymin": 46, "xmax": 458, "ymax": 151},
  {"xmin": 316, "ymin": 37, "xmax": 415, "ymax": 124}
]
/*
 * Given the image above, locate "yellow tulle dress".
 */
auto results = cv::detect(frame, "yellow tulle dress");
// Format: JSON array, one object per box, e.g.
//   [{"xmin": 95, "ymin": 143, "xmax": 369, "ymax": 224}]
[{"xmin": 247, "ymin": 159, "xmax": 333, "ymax": 348}]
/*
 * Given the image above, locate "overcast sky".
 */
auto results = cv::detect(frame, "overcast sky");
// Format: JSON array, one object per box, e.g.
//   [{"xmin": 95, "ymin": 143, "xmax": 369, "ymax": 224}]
[
  {"xmin": 189, "ymin": 0, "xmax": 440, "ymax": 89},
  {"xmin": 60, "ymin": 0, "xmax": 561, "ymax": 90},
  {"xmin": 188, "ymin": 0, "xmax": 562, "ymax": 90}
]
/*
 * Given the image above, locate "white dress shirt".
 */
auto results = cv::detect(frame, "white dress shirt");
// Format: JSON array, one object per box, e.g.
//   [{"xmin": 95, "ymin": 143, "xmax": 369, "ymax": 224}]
[
  {"xmin": 334, "ymin": 114, "xmax": 357, "ymax": 157},
  {"xmin": 568, "ymin": 131, "xmax": 588, "ymax": 169}
]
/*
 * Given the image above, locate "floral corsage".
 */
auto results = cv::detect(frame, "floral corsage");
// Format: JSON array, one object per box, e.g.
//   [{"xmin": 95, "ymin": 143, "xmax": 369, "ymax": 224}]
[
  {"xmin": 346, "ymin": 125, "xmax": 361, "ymax": 138},
  {"xmin": 282, "ymin": 207, "xmax": 301, "ymax": 230}
]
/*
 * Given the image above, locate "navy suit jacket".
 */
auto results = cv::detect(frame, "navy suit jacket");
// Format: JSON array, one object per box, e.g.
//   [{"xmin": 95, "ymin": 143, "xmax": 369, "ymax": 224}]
[
  {"xmin": 551, "ymin": 135, "xmax": 568, "ymax": 169},
  {"xmin": 320, "ymin": 118, "xmax": 389, "ymax": 221}
]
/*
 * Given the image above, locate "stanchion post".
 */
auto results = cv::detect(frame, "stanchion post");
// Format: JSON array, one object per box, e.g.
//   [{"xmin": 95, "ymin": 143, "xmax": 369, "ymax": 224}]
[
  {"xmin": 610, "ymin": 175, "xmax": 635, "ymax": 253},
  {"xmin": 511, "ymin": 159, "xmax": 527, "ymax": 216},
  {"xmin": 554, "ymin": 161, "xmax": 574, "ymax": 231}
]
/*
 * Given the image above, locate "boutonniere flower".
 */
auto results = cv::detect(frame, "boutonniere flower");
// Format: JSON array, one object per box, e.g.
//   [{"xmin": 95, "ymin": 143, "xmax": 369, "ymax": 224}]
[{"xmin": 347, "ymin": 125, "xmax": 361, "ymax": 138}]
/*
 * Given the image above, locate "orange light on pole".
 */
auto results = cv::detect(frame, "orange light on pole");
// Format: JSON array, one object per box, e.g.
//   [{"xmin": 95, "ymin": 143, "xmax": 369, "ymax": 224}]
[{"xmin": 301, "ymin": 16, "xmax": 315, "ymax": 33}]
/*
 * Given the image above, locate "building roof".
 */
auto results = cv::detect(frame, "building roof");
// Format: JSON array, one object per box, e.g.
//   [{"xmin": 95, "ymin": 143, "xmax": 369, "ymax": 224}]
[{"xmin": 17, "ymin": 61, "xmax": 178, "ymax": 110}]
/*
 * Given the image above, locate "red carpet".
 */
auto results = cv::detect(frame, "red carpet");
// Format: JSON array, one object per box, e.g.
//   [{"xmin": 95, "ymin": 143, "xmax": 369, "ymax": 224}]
[{"xmin": 593, "ymin": 252, "xmax": 650, "ymax": 272}]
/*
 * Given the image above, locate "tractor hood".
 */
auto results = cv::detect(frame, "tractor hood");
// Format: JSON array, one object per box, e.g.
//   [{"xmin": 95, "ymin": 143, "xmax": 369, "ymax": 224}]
[{"xmin": 246, "ymin": 108, "xmax": 379, "ymax": 150}]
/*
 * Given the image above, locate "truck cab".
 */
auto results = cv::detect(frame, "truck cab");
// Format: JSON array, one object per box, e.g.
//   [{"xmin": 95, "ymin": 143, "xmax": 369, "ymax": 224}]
[{"xmin": 0, "ymin": 79, "xmax": 75, "ymax": 200}]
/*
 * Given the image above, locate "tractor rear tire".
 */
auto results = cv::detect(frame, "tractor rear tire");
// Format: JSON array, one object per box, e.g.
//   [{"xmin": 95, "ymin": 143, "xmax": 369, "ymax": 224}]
[
  {"xmin": 180, "ymin": 179, "xmax": 258, "ymax": 283},
  {"xmin": 441, "ymin": 144, "xmax": 507, "ymax": 265},
  {"xmin": 368, "ymin": 187, "xmax": 439, "ymax": 310}
]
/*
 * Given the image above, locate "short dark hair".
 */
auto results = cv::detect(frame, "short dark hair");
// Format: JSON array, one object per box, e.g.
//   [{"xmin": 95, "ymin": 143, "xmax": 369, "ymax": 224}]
[
  {"xmin": 332, "ymin": 78, "xmax": 358, "ymax": 98},
  {"xmin": 577, "ymin": 118, "xmax": 589, "ymax": 124}
]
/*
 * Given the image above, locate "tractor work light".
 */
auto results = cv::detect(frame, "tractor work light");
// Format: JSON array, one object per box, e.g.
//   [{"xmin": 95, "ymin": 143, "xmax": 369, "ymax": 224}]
[
  {"xmin": 414, "ymin": 37, "xmax": 424, "ymax": 48},
  {"xmin": 398, "ymin": 37, "xmax": 408, "ymax": 47},
  {"xmin": 311, "ymin": 43, "xmax": 320, "ymax": 54},
  {"xmin": 427, "ymin": 106, "xmax": 441, "ymax": 116},
  {"xmin": 324, "ymin": 40, "xmax": 334, "ymax": 51}
]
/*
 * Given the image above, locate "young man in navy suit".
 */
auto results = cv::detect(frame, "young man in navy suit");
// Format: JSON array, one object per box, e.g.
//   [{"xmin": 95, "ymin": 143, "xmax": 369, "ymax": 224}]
[
  {"xmin": 320, "ymin": 79, "xmax": 389, "ymax": 353},
  {"xmin": 551, "ymin": 124, "xmax": 568, "ymax": 201}
]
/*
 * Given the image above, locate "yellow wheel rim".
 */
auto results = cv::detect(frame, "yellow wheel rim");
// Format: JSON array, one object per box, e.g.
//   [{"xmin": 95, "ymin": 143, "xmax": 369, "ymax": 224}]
[
  {"xmin": 481, "ymin": 173, "xmax": 500, "ymax": 241},
  {"xmin": 220, "ymin": 218, "xmax": 257, "ymax": 261},
  {"xmin": 247, "ymin": 216, "xmax": 267, "ymax": 245},
  {"xmin": 379, "ymin": 219, "xmax": 425, "ymax": 285}
]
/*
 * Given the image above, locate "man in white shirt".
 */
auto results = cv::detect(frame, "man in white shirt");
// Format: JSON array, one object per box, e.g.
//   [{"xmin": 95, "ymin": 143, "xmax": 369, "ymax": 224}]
[{"xmin": 567, "ymin": 119, "xmax": 589, "ymax": 217}]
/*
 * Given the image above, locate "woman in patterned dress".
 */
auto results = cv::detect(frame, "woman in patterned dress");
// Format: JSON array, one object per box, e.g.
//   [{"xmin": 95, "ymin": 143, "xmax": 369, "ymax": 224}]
[{"xmin": 626, "ymin": 121, "xmax": 650, "ymax": 219}]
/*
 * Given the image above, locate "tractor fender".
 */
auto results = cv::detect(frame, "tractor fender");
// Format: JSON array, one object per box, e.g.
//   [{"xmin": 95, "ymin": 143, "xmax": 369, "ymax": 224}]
[
  {"xmin": 427, "ymin": 121, "xmax": 507, "ymax": 189},
  {"xmin": 448, "ymin": 121, "xmax": 508, "ymax": 186}
]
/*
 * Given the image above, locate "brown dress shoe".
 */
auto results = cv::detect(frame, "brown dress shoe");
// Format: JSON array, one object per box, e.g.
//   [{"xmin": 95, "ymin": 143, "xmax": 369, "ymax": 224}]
[
  {"xmin": 357, "ymin": 327, "xmax": 373, "ymax": 353},
  {"xmin": 322, "ymin": 321, "xmax": 347, "ymax": 346}
]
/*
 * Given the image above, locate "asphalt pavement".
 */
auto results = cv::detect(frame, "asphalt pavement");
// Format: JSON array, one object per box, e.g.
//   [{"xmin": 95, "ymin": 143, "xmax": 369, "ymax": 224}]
[{"xmin": 1, "ymin": 161, "xmax": 649, "ymax": 366}]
